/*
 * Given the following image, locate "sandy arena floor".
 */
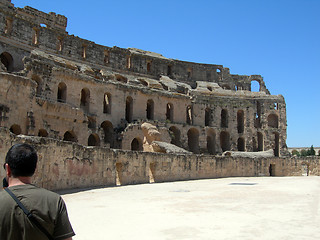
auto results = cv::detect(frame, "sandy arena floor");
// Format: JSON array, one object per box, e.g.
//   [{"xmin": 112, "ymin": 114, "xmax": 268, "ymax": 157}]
[{"xmin": 61, "ymin": 176, "xmax": 320, "ymax": 240}]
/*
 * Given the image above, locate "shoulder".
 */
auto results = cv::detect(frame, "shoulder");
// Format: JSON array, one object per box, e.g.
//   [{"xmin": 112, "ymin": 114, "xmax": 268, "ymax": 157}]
[
  {"xmin": 29, "ymin": 185, "xmax": 63, "ymax": 202},
  {"xmin": 9, "ymin": 185, "xmax": 63, "ymax": 203}
]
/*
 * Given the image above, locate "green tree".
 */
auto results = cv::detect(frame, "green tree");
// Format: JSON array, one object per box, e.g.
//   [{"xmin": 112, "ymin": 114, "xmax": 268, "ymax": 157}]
[
  {"xmin": 309, "ymin": 145, "xmax": 316, "ymax": 156},
  {"xmin": 300, "ymin": 149, "xmax": 307, "ymax": 156},
  {"xmin": 291, "ymin": 149, "xmax": 300, "ymax": 156}
]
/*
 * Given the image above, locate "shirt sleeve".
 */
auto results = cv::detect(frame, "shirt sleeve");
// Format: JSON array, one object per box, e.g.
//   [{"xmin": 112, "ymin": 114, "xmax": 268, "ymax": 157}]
[{"xmin": 53, "ymin": 197, "xmax": 75, "ymax": 240}]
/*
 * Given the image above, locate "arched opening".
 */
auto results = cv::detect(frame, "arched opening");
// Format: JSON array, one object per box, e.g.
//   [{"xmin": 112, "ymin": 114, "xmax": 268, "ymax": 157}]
[
  {"xmin": 0, "ymin": 52, "xmax": 13, "ymax": 72},
  {"xmin": 169, "ymin": 126, "xmax": 181, "ymax": 147},
  {"xmin": 87, "ymin": 116, "xmax": 96, "ymax": 129},
  {"xmin": 116, "ymin": 162, "xmax": 123, "ymax": 186},
  {"xmin": 222, "ymin": 84, "xmax": 231, "ymax": 90},
  {"xmin": 80, "ymin": 88, "xmax": 90, "ymax": 113},
  {"xmin": 125, "ymin": 96, "xmax": 133, "ymax": 123},
  {"xmin": 4, "ymin": 18, "xmax": 13, "ymax": 35},
  {"xmin": 186, "ymin": 105, "xmax": 193, "ymax": 125},
  {"xmin": 237, "ymin": 137, "xmax": 245, "ymax": 151},
  {"xmin": 251, "ymin": 80, "xmax": 260, "ymax": 92},
  {"xmin": 10, "ymin": 124, "xmax": 21, "ymax": 135},
  {"xmin": 166, "ymin": 103, "xmax": 174, "ymax": 122},
  {"xmin": 115, "ymin": 74, "xmax": 128, "ymax": 83},
  {"xmin": 31, "ymin": 75, "xmax": 42, "ymax": 96},
  {"xmin": 63, "ymin": 131, "xmax": 77, "ymax": 142},
  {"xmin": 269, "ymin": 164, "xmax": 276, "ymax": 176},
  {"xmin": 257, "ymin": 132, "xmax": 264, "ymax": 151},
  {"xmin": 149, "ymin": 162, "xmax": 155, "ymax": 183},
  {"xmin": 57, "ymin": 82, "xmax": 67, "ymax": 103},
  {"xmin": 221, "ymin": 109, "xmax": 228, "ymax": 128},
  {"xmin": 205, "ymin": 108, "xmax": 211, "ymax": 126},
  {"xmin": 207, "ymin": 128, "xmax": 216, "ymax": 154},
  {"xmin": 167, "ymin": 65, "xmax": 172, "ymax": 76},
  {"xmin": 147, "ymin": 62, "xmax": 151, "ymax": 72},
  {"xmin": 101, "ymin": 121, "xmax": 113, "ymax": 147},
  {"xmin": 32, "ymin": 28, "xmax": 39, "ymax": 45},
  {"xmin": 131, "ymin": 137, "xmax": 142, "ymax": 151},
  {"xmin": 38, "ymin": 129, "xmax": 48, "ymax": 137},
  {"xmin": 88, "ymin": 133, "xmax": 100, "ymax": 146},
  {"xmin": 268, "ymin": 114, "xmax": 278, "ymax": 128},
  {"xmin": 254, "ymin": 101, "xmax": 262, "ymax": 128},
  {"xmin": 146, "ymin": 99, "xmax": 154, "ymax": 120},
  {"xmin": 206, "ymin": 71, "xmax": 212, "ymax": 81},
  {"xmin": 220, "ymin": 131, "xmax": 230, "ymax": 152},
  {"xmin": 103, "ymin": 93, "xmax": 112, "ymax": 114},
  {"xmin": 104, "ymin": 50, "xmax": 109, "ymax": 64},
  {"xmin": 237, "ymin": 110, "xmax": 244, "ymax": 133},
  {"xmin": 127, "ymin": 56, "xmax": 131, "ymax": 69},
  {"xmin": 274, "ymin": 132, "xmax": 280, "ymax": 157},
  {"xmin": 187, "ymin": 68, "xmax": 192, "ymax": 79},
  {"xmin": 187, "ymin": 128, "xmax": 199, "ymax": 154}
]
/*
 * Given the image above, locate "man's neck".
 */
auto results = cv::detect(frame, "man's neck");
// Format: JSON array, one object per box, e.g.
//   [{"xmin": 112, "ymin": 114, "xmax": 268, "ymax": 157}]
[{"xmin": 8, "ymin": 177, "xmax": 32, "ymax": 187}]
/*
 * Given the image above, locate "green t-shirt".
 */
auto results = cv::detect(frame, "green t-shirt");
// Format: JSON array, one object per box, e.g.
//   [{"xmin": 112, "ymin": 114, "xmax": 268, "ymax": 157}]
[{"xmin": 0, "ymin": 184, "xmax": 75, "ymax": 240}]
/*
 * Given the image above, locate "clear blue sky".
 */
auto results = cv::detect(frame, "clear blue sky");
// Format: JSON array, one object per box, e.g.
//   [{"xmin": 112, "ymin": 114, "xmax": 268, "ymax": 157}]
[{"xmin": 12, "ymin": 0, "xmax": 320, "ymax": 147}]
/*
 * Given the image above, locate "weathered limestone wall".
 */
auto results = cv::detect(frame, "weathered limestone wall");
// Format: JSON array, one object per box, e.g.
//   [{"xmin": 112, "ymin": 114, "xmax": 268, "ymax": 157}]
[{"xmin": 0, "ymin": 128, "xmax": 318, "ymax": 191}]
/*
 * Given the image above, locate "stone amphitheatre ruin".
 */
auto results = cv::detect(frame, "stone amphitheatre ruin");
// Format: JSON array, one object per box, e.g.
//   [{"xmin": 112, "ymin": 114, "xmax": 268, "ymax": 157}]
[{"xmin": 0, "ymin": 0, "xmax": 319, "ymax": 190}]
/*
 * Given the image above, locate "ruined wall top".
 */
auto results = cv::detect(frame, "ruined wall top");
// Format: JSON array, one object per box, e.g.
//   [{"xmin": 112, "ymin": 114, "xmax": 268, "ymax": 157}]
[
  {"xmin": 0, "ymin": 0, "xmax": 67, "ymax": 32},
  {"xmin": 16, "ymin": 6, "xmax": 67, "ymax": 32}
]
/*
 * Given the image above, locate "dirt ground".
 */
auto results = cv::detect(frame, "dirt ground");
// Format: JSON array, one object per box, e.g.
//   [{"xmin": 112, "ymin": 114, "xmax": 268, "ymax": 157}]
[{"xmin": 61, "ymin": 176, "xmax": 320, "ymax": 240}]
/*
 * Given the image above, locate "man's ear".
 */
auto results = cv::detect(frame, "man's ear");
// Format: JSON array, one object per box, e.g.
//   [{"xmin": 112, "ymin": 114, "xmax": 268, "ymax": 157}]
[{"xmin": 5, "ymin": 163, "xmax": 12, "ymax": 177}]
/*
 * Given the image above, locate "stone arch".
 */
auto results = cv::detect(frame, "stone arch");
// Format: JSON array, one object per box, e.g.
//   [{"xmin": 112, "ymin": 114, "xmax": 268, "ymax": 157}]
[
  {"xmin": 146, "ymin": 99, "xmax": 154, "ymax": 120},
  {"xmin": 31, "ymin": 75, "xmax": 42, "ymax": 96},
  {"xmin": 221, "ymin": 109, "xmax": 228, "ymax": 128},
  {"xmin": 205, "ymin": 108, "xmax": 211, "ymax": 126},
  {"xmin": 115, "ymin": 74, "xmax": 128, "ymax": 83},
  {"xmin": 220, "ymin": 131, "xmax": 230, "ymax": 152},
  {"xmin": 169, "ymin": 126, "xmax": 181, "ymax": 147},
  {"xmin": 207, "ymin": 128, "xmax": 216, "ymax": 154},
  {"xmin": 38, "ymin": 129, "xmax": 48, "ymax": 137},
  {"xmin": 57, "ymin": 82, "xmax": 67, "ymax": 103},
  {"xmin": 257, "ymin": 132, "xmax": 264, "ymax": 151},
  {"xmin": 125, "ymin": 96, "xmax": 133, "ymax": 123},
  {"xmin": 274, "ymin": 132, "xmax": 280, "ymax": 157},
  {"xmin": 222, "ymin": 84, "xmax": 231, "ymax": 90},
  {"xmin": 0, "ymin": 52, "xmax": 13, "ymax": 72},
  {"xmin": 186, "ymin": 105, "xmax": 193, "ymax": 125},
  {"xmin": 88, "ymin": 133, "xmax": 100, "ymax": 146},
  {"xmin": 10, "ymin": 124, "xmax": 21, "ymax": 135},
  {"xmin": 131, "ymin": 137, "xmax": 142, "ymax": 151},
  {"xmin": 147, "ymin": 61, "xmax": 151, "ymax": 72},
  {"xmin": 126, "ymin": 55, "xmax": 131, "ymax": 69},
  {"xmin": 187, "ymin": 128, "xmax": 199, "ymax": 154},
  {"xmin": 167, "ymin": 65, "xmax": 172, "ymax": 76},
  {"xmin": 80, "ymin": 88, "xmax": 90, "ymax": 112},
  {"xmin": 166, "ymin": 103, "xmax": 174, "ymax": 122},
  {"xmin": 63, "ymin": 131, "xmax": 77, "ymax": 142},
  {"xmin": 251, "ymin": 80, "xmax": 260, "ymax": 92},
  {"xmin": 268, "ymin": 114, "xmax": 278, "ymax": 128},
  {"xmin": 237, "ymin": 137, "xmax": 245, "ymax": 151},
  {"xmin": 103, "ymin": 92, "xmax": 112, "ymax": 114},
  {"xmin": 237, "ymin": 110, "xmax": 244, "ymax": 133},
  {"xmin": 101, "ymin": 121, "xmax": 113, "ymax": 147}
]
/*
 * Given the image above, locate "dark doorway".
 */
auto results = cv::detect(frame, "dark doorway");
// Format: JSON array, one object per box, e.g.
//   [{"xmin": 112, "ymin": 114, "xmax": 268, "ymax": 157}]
[{"xmin": 269, "ymin": 164, "xmax": 276, "ymax": 176}]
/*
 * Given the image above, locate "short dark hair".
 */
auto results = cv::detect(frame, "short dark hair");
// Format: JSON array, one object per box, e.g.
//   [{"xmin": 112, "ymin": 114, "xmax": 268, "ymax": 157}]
[{"xmin": 5, "ymin": 143, "xmax": 38, "ymax": 177}]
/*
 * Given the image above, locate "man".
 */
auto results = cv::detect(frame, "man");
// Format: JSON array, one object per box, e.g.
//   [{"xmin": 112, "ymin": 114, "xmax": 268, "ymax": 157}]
[{"xmin": 0, "ymin": 143, "xmax": 75, "ymax": 240}]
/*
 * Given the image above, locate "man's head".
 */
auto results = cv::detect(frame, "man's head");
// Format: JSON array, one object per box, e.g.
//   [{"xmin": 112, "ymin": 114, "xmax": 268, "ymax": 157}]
[{"xmin": 5, "ymin": 143, "xmax": 38, "ymax": 177}]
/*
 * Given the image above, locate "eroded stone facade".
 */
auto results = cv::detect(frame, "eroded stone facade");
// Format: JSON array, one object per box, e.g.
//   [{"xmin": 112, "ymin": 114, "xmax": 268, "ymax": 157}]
[{"xmin": 0, "ymin": 0, "xmax": 288, "ymax": 158}]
